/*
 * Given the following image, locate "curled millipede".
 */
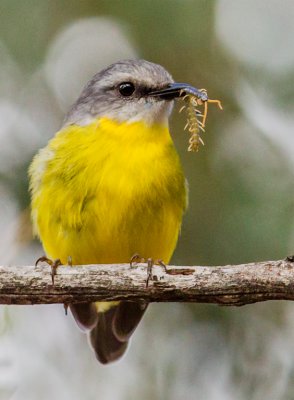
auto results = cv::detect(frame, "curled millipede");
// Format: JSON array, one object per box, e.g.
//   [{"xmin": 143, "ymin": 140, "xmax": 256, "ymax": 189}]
[{"xmin": 180, "ymin": 89, "xmax": 223, "ymax": 152}]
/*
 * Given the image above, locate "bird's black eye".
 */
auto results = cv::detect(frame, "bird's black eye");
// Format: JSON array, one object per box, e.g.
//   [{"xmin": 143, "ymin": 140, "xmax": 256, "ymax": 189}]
[{"xmin": 118, "ymin": 82, "xmax": 135, "ymax": 97}]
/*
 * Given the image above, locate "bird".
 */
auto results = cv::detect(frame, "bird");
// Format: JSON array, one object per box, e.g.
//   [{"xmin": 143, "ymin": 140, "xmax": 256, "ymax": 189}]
[{"xmin": 29, "ymin": 59, "xmax": 198, "ymax": 364}]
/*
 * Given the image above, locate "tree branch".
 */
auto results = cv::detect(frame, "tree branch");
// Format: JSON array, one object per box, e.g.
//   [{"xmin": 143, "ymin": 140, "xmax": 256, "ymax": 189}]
[{"xmin": 1, "ymin": 259, "xmax": 294, "ymax": 306}]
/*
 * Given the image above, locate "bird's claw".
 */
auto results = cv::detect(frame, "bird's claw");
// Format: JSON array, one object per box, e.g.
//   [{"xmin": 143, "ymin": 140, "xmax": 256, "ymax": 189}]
[
  {"xmin": 157, "ymin": 259, "xmax": 167, "ymax": 273},
  {"xmin": 130, "ymin": 253, "xmax": 145, "ymax": 267},
  {"xmin": 35, "ymin": 256, "xmax": 62, "ymax": 285},
  {"xmin": 130, "ymin": 254, "xmax": 168, "ymax": 288}
]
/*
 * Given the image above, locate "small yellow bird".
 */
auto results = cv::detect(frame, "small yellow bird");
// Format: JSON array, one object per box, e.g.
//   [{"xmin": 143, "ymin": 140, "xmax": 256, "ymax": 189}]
[{"xmin": 29, "ymin": 60, "xmax": 201, "ymax": 364}]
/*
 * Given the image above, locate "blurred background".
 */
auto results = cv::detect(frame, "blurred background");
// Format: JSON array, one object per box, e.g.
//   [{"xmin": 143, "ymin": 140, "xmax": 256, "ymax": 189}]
[{"xmin": 0, "ymin": 0, "xmax": 293, "ymax": 399}]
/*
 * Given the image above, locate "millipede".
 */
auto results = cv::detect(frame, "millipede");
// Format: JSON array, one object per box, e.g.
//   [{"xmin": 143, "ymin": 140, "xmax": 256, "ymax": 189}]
[{"xmin": 180, "ymin": 88, "xmax": 223, "ymax": 152}]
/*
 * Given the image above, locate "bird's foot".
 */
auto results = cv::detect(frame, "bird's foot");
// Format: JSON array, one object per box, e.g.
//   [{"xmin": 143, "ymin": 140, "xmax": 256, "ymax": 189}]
[
  {"xmin": 130, "ymin": 254, "xmax": 167, "ymax": 288},
  {"xmin": 35, "ymin": 256, "xmax": 62, "ymax": 285}
]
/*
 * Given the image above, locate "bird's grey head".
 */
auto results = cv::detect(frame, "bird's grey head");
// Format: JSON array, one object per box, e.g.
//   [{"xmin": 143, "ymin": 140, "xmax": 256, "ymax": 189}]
[{"xmin": 64, "ymin": 59, "xmax": 176, "ymax": 127}]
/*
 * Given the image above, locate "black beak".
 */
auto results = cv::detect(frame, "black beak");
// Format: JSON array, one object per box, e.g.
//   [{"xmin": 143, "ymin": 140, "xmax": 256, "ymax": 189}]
[{"xmin": 149, "ymin": 82, "xmax": 208, "ymax": 101}]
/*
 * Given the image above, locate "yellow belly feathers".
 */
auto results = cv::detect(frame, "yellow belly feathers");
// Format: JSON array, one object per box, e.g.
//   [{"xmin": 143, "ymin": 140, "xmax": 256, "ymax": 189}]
[{"xmin": 29, "ymin": 117, "xmax": 187, "ymax": 266}]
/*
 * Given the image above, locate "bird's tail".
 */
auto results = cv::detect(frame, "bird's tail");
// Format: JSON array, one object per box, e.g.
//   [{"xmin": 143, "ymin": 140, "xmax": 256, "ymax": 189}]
[{"xmin": 70, "ymin": 301, "xmax": 148, "ymax": 364}]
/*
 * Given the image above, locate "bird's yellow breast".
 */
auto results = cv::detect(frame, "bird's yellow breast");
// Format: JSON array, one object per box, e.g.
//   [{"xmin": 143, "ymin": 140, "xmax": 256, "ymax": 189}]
[{"xmin": 29, "ymin": 117, "xmax": 187, "ymax": 265}]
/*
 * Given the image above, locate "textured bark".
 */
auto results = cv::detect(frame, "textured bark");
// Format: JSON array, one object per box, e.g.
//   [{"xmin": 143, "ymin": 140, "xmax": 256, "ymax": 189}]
[{"xmin": 0, "ymin": 259, "xmax": 294, "ymax": 306}]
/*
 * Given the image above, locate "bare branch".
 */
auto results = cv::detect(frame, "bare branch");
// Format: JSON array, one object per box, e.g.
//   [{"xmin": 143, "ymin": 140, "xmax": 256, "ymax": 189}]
[{"xmin": 0, "ymin": 259, "xmax": 294, "ymax": 306}]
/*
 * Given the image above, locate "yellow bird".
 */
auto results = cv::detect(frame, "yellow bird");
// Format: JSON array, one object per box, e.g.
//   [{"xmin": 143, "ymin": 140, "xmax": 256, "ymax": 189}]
[{"xmin": 29, "ymin": 60, "xmax": 200, "ymax": 364}]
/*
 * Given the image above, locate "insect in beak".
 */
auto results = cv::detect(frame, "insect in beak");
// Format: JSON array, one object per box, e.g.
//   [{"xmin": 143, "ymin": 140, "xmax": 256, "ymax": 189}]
[{"xmin": 150, "ymin": 82, "xmax": 223, "ymax": 152}]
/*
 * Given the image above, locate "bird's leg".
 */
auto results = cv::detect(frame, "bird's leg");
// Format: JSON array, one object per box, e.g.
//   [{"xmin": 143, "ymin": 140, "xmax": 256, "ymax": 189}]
[
  {"xmin": 130, "ymin": 254, "xmax": 169, "ymax": 287},
  {"xmin": 146, "ymin": 259, "xmax": 169, "ymax": 287},
  {"xmin": 130, "ymin": 253, "xmax": 153, "ymax": 287},
  {"xmin": 35, "ymin": 256, "xmax": 62, "ymax": 285}
]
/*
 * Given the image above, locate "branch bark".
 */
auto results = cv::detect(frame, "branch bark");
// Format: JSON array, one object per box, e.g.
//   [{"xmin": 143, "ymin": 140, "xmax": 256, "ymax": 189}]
[{"xmin": 0, "ymin": 259, "xmax": 294, "ymax": 306}]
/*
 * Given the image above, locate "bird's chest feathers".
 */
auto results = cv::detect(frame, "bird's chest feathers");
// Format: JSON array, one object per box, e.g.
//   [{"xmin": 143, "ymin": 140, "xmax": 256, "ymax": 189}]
[{"xmin": 33, "ymin": 119, "xmax": 185, "ymax": 235}]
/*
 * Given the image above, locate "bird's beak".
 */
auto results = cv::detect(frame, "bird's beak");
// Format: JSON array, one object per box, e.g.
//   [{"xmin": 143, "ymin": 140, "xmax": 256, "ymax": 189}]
[{"xmin": 149, "ymin": 83, "xmax": 208, "ymax": 101}]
